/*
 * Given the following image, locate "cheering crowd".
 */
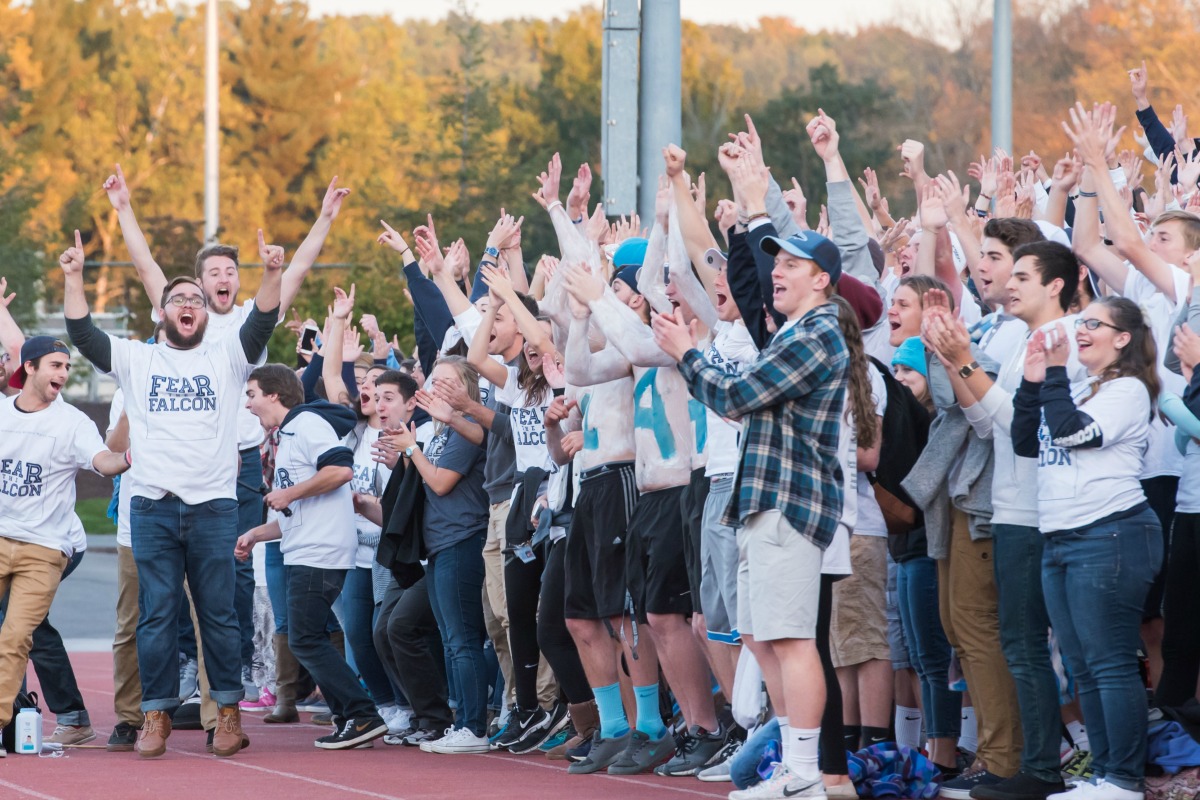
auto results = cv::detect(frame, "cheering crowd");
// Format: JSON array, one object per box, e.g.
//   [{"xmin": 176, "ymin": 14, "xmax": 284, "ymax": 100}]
[{"xmin": 2, "ymin": 58, "xmax": 1200, "ymax": 800}]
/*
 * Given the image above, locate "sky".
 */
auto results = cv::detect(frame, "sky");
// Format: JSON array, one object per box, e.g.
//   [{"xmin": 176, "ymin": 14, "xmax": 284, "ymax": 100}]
[{"xmin": 304, "ymin": 0, "xmax": 915, "ymax": 33}]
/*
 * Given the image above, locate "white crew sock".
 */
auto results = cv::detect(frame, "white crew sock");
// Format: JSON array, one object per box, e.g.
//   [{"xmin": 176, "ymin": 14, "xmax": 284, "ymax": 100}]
[
  {"xmin": 1066, "ymin": 719, "xmax": 1090, "ymax": 752},
  {"xmin": 895, "ymin": 706, "xmax": 923, "ymax": 750},
  {"xmin": 958, "ymin": 706, "xmax": 978, "ymax": 753},
  {"xmin": 776, "ymin": 716, "xmax": 790, "ymax": 765},
  {"xmin": 785, "ymin": 726, "xmax": 822, "ymax": 782}
]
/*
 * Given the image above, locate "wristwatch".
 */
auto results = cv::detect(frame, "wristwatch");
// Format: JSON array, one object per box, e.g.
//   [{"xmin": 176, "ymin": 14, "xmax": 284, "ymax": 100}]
[
  {"xmin": 958, "ymin": 361, "xmax": 980, "ymax": 379},
  {"xmin": 484, "ymin": 246, "xmax": 500, "ymax": 259},
  {"xmin": 404, "ymin": 445, "xmax": 417, "ymax": 458}
]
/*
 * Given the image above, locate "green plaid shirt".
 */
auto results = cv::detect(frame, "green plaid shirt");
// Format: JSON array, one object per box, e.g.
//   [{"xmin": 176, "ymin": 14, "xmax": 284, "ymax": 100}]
[{"xmin": 678, "ymin": 303, "xmax": 848, "ymax": 549}]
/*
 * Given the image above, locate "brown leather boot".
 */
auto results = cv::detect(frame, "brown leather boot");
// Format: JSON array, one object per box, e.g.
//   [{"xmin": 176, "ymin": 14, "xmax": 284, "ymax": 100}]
[
  {"xmin": 264, "ymin": 633, "xmax": 299, "ymax": 724},
  {"xmin": 547, "ymin": 700, "xmax": 598, "ymax": 760},
  {"xmin": 137, "ymin": 709, "xmax": 172, "ymax": 758},
  {"xmin": 211, "ymin": 706, "xmax": 243, "ymax": 758}
]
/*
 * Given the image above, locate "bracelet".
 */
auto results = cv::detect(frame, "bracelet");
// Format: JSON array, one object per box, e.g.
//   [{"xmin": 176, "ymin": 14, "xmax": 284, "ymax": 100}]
[
  {"xmin": 1078, "ymin": 190, "xmax": 1098, "ymax": 198},
  {"xmin": 547, "ymin": 200, "xmax": 564, "ymax": 212},
  {"xmin": 746, "ymin": 211, "xmax": 769, "ymax": 223},
  {"xmin": 572, "ymin": 216, "xmax": 584, "ymax": 225}
]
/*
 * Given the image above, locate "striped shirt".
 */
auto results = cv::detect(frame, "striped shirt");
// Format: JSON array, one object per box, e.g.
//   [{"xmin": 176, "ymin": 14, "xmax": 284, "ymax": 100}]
[{"xmin": 678, "ymin": 302, "xmax": 848, "ymax": 549}]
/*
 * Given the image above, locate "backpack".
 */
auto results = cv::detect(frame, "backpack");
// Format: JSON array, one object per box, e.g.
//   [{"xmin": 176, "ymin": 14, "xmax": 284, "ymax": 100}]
[
  {"xmin": 2, "ymin": 690, "xmax": 39, "ymax": 753},
  {"xmin": 866, "ymin": 357, "xmax": 931, "ymax": 537}
]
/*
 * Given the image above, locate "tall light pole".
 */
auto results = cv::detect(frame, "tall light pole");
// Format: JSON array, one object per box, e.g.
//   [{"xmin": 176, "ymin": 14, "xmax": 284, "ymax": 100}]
[
  {"xmin": 991, "ymin": 0, "xmax": 1012, "ymax": 154},
  {"xmin": 204, "ymin": 0, "xmax": 219, "ymax": 243},
  {"xmin": 637, "ymin": 0, "xmax": 681, "ymax": 223}
]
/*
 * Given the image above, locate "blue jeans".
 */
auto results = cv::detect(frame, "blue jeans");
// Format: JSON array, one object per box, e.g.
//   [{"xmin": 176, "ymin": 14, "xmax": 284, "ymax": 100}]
[
  {"xmin": 895, "ymin": 555, "xmax": 961, "ymax": 741},
  {"xmin": 342, "ymin": 565, "xmax": 395, "ymax": 706},
  {"xmin": 1042, "ymin": 507, "xmax": 1162, "ymax": 791},
  {"xmin": 993, "ymin": 524, "xmax": 1062, "ymax": 782},
  {"xmin": 426, "ymin": 532, "xmax": 488, "ymax": 736},
  {"xmin": 130, "ymin": 494, "xmax": 244, "ymax": 710},
  {"xmin": 287, "ymin": 565, "xmax": 376, "ymax": 721},
  {"xmin": 234, "ymin": 448, "xmax": 263, "ymax": 668},
  {"xmin": 265, "ymin": 541, "xmax": 340, "ymax": 637}
]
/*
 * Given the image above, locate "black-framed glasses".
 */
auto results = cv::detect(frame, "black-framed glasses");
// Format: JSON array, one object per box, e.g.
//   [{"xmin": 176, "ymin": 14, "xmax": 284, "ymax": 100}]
[
  {"xmin": 1074, "ymin": 318, "xmax": 1124, "ymax": 333},
  {"xmin": 166, "ymin": 295, "xmax": 206, "ymax": 309}
]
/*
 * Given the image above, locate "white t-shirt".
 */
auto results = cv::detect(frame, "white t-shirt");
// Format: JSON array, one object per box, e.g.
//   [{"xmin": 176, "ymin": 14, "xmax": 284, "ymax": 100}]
[
  {"xmin": 349, "ymin": 424, "xmax": 391, "ymax": 569},
  {"xmin": 1123, "ymin": 266, "xmax": 1188, "ymax": 479},
  {"xmin": 272, "ymin": 410, "xmax": 356, "ymax": 569},
  {"xmin": 107, "ymin": 331, "xmax": 260, "ymax": 505},
  {"xmin": 495, "ymin": 366, "xmax": 557, "ymax": 476},
  {"xmin": 1033, "ymin": 376, "xmax": 1151, "ymax": 533},
  {"xmin": 855, "ymin": 365, "xmax": 889, "ymax": 538},
  {"xmin": 0, "ymin": 395, "xmax": 105, "ymax": 556},
  {"xmin": 107, "ymin": 389, "xmax": 134, "ymax": 548},
  {"xmin": 703, "ymin": 321, "xmax": 759, "ymax": 477},
  {"xmin": 836, "ymin": 397, "xmax": 859, "ymax": 537}
]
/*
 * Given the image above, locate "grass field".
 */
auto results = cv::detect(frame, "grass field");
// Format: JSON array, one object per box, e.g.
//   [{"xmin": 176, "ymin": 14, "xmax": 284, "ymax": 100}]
[{"xmin": 76, "ymin": 496, "xmax": 116, "ymax": 534}]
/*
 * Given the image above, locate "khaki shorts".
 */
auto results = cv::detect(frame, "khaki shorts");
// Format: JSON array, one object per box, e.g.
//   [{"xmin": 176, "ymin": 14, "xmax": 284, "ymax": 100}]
[
  {"xmin": 831, "ymin": 534, "xmax": 891, "ymax": 667},
  {"xmin": 736, "ymin": 511, "xmax": 823, "ymax": 641}
]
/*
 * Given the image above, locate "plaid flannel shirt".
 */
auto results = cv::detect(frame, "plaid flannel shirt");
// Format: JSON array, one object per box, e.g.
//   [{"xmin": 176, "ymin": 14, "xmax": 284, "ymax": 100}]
[{"xmin": 678, "ymin": 302, "xmax": 848, "ymax": 549}]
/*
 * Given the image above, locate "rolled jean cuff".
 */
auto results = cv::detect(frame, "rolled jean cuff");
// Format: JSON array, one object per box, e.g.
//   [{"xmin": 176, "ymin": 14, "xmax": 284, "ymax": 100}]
[
  {"xmin": 56, "ymin": 710, "xmax": 89, "ymax": 727},
  {"xmin": 210, "ymin": 689, "xmax": 245, "ymax": 708},
  {"xmin": 140, "ymin": 698, "xmax": 180, "ymax": 713}
]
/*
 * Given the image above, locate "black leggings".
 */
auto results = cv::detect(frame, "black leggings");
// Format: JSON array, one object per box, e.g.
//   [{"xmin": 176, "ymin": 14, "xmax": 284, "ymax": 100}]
[
  {"xmin": 818, "ymin": 573, "xmax": 848, "ymax": 776},
  {"xmin": 537, "ymin": 538, "xmax": 592, "ymax": 704},
  {"xmin": 1157, "ymin": 511, "xmax": 1200, "ymax": 706},
  {"xmin": 504, "ymin": 543, "xmax": 546, "ymax": 711}
]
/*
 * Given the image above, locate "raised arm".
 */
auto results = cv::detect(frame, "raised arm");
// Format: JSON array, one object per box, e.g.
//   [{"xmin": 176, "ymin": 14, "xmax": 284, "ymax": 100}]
[
  {"xmin": 61, "ymin": 231, "xmax": 114, "ymax": 373},
  {"xmin": 563, "ymin": 313, "xmax": 631, "ymax": 386},
  {"xmin": 279, "ymin": 176, "xmax": 351, "ymax": 314},
  {"xmin": 0, "ymin": 278, "xmax": 25, "ymax": 362},
  {"xmin": 103, "ymin": 164, "xmax": 168, "ymax": 309},
  {"xmin": 466, "ymin": 301, "xmax": 510, "ymax": 388},
  {"xmin": 666, "ymin": 202, "xmax": 718, "ymax": 330},
  {"xmin": 479, "ymin": 263, "xmax": 556, "ymax": 360},
  {"xmin": 323, "ymin": 285, "xmax": 357, "ymax": 406},
  {"xmin": 571, "ymin": 273, "xmax": 674, "ymax": 368}
]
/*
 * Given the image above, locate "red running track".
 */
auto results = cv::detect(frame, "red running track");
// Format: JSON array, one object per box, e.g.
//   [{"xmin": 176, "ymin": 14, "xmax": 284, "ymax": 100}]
[{"xmin": 2, "ymin": 651, "xmax": 730, "ymax": 800}]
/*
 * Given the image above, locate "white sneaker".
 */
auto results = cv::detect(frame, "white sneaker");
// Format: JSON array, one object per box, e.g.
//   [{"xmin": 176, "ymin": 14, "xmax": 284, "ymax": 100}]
[
  {"xmin": 378, "ymin": 705, "xmax": 413, "ymax": 735},
  {"xmin": 1050, "ymin": 782, "xmax": 1100, "ymax": 800},
  {"xmin": 420, "ymin": 727, "xmax": 457, "ymax": 753},
  {"xmin": 429, "ymin": 726, "xmax": 490, "ymax": 754},
  {"xmin": 1087, "ymin": 780, "xmax": 1144, "ymax": 800},
  {"xmin": 729, "ymin": 763, "xmax": 795, "ymax": 800}
]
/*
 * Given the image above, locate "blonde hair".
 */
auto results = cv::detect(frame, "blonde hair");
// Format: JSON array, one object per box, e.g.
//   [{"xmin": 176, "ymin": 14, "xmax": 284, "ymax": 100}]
[{"xmin": 432, "ymin": 355, "xmax": 481, "ymax": 435}]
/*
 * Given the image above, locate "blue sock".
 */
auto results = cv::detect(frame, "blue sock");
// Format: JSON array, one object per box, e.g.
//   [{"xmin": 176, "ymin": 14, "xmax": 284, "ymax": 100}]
[
  {"xmin": 634, "ymin": 684, "xmax": 667, "ymax": 738},
  {"xmin": 593, "ymin": 683, "xmax": 629, "ymax": 739}
]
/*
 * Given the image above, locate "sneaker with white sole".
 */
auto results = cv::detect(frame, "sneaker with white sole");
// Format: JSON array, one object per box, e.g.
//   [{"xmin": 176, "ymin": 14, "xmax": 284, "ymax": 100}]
[
  {"xmin": 240, "ymin": 687, "xmax": 276, "ymax": 712},
  {"xmin": 728, "ymin": 762, "xmax": 796, "ymax": 799},
  {"xmin": 1049, "ymin": 782, "xmax": 1100, "ymax": 800},
  {"xmin": 421, "ymin": 727, "xmax": 457, "ymax": 753},
  {"xmin": 47, "ymin": 724, "xmax": 97, "ymax": 746},
  {"xmin": 379, "ymin": 705, "xmax": 413, "ymax": 735},
  {"xmin": 428, "ymin": 726, "xmax": 491, "ymax": 754},
  {"xmin": 178, "ymin": 656, "xmax": 199, "ymax": 703},
  {"xmin": 241, "ymin": 666, "xmax": 260, "ymax": 703},
  {"xmin": 1083, "ymin": 779, "xmax": 1143, "ymax": 800},
  {"xmin": 697, "ymin": 737, "xmax": 744, "ymax": 782},
  {"xmin": 314, "ymin": 716, "xmax": 388, "ymax": 750}
]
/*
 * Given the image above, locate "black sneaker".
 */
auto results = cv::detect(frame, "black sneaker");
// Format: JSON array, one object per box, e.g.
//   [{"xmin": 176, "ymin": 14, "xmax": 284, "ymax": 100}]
[
  {"xmin": 508, "ymin": 705, "xmax": 570, "ymax": 755},
  {"xmin": 970, "ymin": 771, "xmax": 1067, "ymax": 800},
  {"xmin": 941, "ymin": 766, "xmax": 1005, "ymax": 799},
  {"xmin": 400, "ymin": 727, "xmax": 441, "ymax": 747},
  {"xmin": 107, "ymin": 722, "xmax": 140, "ymax": 752},
  {"xmin": 566, "ymin": 731, "xmax": 593, "ymax": 762},
  {"xmin": 654, "ymin": 724, "xmax": 730, "ymax": 777},
  {"xmin": 493, "ymin": 707, "xmax": 550, "ymax": 751},
  {"xmin": 314, "ymin": 716, "xmax": 388, "ymax": 750}
]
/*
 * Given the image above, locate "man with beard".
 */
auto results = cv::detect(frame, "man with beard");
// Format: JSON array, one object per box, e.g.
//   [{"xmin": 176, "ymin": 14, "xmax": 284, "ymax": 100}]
[
  {"xmin": 103, "ymin": 166, "xmax": 350, "ymax": 708},
  {"xmin": 61, "ymin": 229, "xmax": 281, "ymax": 760}
]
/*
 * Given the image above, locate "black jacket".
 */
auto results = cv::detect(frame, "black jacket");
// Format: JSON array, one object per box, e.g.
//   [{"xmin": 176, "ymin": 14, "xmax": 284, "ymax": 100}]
[{"xmin": 376, "ymin": 455, "xmax": 426, "ymax": 589}]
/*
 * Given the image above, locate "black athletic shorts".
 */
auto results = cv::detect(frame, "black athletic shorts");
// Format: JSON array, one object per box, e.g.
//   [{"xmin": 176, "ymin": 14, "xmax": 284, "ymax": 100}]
[
  {"xmin": 626, "ymin": 484, "xmax": 691, "ymax": 622},
  {"xmin": 679, "ymin": 467, "xmax": 709, "ymax": 614},
  {"xmin": 564, "ymin": 462, "xmax": 637, "ymax": 620}
]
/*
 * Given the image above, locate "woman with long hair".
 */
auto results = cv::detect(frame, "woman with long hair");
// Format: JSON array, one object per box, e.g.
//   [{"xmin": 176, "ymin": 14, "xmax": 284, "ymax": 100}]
[{"xmin": 1013, "ymin": 296, "xmax": 1162, "ymax": 800}]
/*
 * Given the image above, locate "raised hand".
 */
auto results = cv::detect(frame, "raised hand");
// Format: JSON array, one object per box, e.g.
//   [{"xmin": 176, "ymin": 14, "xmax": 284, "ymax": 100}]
[
  {"xmin": 258, "ymin": 228, "xmax": 285, "ymax": 271},
  {"xmin": 542, "ymin": 354, "xmax": 565, "ymax": 390},
  {"xmin": 533, "ymin": 152, "xmax": 563, "ymax": 210},
  {"xmin": 1020, "ymin": 150, "xmax": 1047, "ymax": 182},
  {"xmin": 377, "ymin": 220, "xmax": 413, "ymax": 255},
  {"xmin": 584, "ymin": 204, "xmax": 609, "ymax": 245},
  {"xmin": 717, "ymin": 142, "xmax": 745, "ymax": 176},
  {"xmin": 332, "ymin": 284, "xmax": 356, "ymax": 320},
  {"xmin": 320, "ymin": 176, "xmax": 351, "ymax": 220},
  {"xmin": 805, "ymin": 108, "xmax": 840, "ymax": 162},
  {"xmin": 102, "ymin": 164, "xmax": 131, "ymax": 212},
  {"xmin": 0, "ymin": 277, "xmax": 14, "ymax": 308},
  {"xmin": 1050, "ymin": 152, "xmax": 1082, "ymax": 193},
  {"xmin": 1177, "ymin": 147, "xmax": 1200, "ymax": 189},
  {"xmin": 360, "ymin": 313, "xmax": 381, "ymax": 339},
  {"xmin": 480, "ymin": 262, "xmax": 517, "ymax": 303},
  {"xmin": 1044, "ymin": 322, "xmax": 1070, "ymax": 368},
  {"xmin": 859, "ymin": 167, "xmax": 883, "ymax": 210},
  {"xmin": 898, "ymin": 139, "xmax": 927, "ymax": 181},
  {"xmin": 535, "ymin": 254, "xmax": 560, "ymax": 284},
  {"xmin": 919, "ymin": 183, "xmax": 948, "ymax": 230},
  {"xmin": 413, "ymin": 228, "xmax": 445, "ymax": 275},
  {"xmin": 443, "ymin": 238, "xmax": 470, "ymax": 282},
  {"xmin": 566, "ymin": 162, "xmax": 593, "ymax": 221},
  {"xmin": 59, "ymin": 230, "xmax": 85, "ymax": 276},
  {"xmin": 1170, "ymin": 105, "xmax": 1189, "ymax": 147},
  {"xmin": 730, "ymin": 113, "xmax": 764, "ymax": 165},
  {"xmin": 691, "ymin": 172, "xmax": 707, "ymax": 217},
  {"xmin": 562, "ymin": 263, "xmax": 605, "ymax": 306},
  {"xmin": 1129, "ymin": 59, "xmax": 1149, "ymax": 105},
  {"xmin": 782, "ymin": 178, "xmax": 807, "ymax": 229},
  {"xmin": 415, "ymin": 389, "xmax": 455, "ymax": 423},
  {"xmin": 933, "ymin": 171, "xmax": 969, "ymax": 221},
  {"xmin": 655, "ymin": 174, "xmax": 671, "ymax": 227},
  {"xmin": 714, "ymin": 198, "xmax": 738, "ymax": 233},
  {"xmin": 342, "ymin": 325, "xmax": 364, "ymax": 362},
  {"xmin": 1024, "ymin": 329, "xmax": 1048, "ymax": 383},
  {"xmin": 486, "ymin": 210, "xmax": 524, "ymax": 253},
  {"xmin": 728, "ymin": 152, "xmax": 769, "ymax": 211},
  {"xmin": 663, "ymin": 144, "xmax": 687, "ymax": 178},
  {"xmin": 610, "ymin": 213, "xmax": 641, "ymax": 245}
]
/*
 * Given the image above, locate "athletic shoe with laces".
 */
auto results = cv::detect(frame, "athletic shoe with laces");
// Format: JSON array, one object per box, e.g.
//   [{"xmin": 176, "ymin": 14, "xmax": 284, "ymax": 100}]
[
  {"xmin": 312, "ymin": 711, "xmax": 335, "ymax": 725},
  {"xmin": 697, "ymin": 737, "xmax": 745, "ymax": 782},
  {"xmin": 1049, "ymin": 782, "xmax": 1100, "ymax": 800},
  {"xmin": 493, "ymin": 707, "xmax": 550, "ymax": 750},
  {"xmin": 509, "ymin": 705, "xmax": 571, "ymax": 755},
  {"xmin": 421, "ymin": 726, "xmax": 458, "ymax": 752},
  {"xmin": 46, "ymin": 724, "xmax": 97, "ymax": 746},
  {"xmin": 314, "ymin": 715, "xmax": 388, "ymax": 750},
  {"xmin": 379, "ymin": 705, "xmax": 413, "ymax": 735},
  {"xmin": 568, "ymin": 730, "xmax": 631, "ymax": 774},
  {"xmin": 539, "ymin": 726, "xmax": 572, "ymax": 753},
  {"xmin": 296, "ymin": 693, "xmax": 329, "ymax": 713},
  {"xmin": 107, "ymin": 721, "xmax": 140, "ymax": 752},
  {"xmin": 178, "ymin": 656, "xmax": 199, "ymax": 703},
  {"xmin": 606, "ymin": 727, "xmax": 675, "ymax": 775},
  {"xmin": 655, "ymin": 724, "xmax": 730, "ymax": 777},
  {"xmin": 1061, "ymin": 752, "xmax": 1093, "ymax": 785},
  {"xmin": 240, "ymin": 687, "xmax": 276, "ymax": 712},
  {"xmin": 403, "ymin": 727, "xmax": 442, "ymax": 748},
  {"xmin": 941, "ymin": 765, "xmax": 1003, "ymax": 799},
  {"xmin": 241, "ymin": 666, "xmax": 260, "ymax": 703},
  {"xmin": 970, "ymin": 770, "xmax": 1067, "ymax": 800},
  {"xmin": 728, "ymin": 762, "xmax": 796, "ymax": 799},
  {"xmin": 428, "ymin": 726, "xmax": 491, "ymax": 754}
]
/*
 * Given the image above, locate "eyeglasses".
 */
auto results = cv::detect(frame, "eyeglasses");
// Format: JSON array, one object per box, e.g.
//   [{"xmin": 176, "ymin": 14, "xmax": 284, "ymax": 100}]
[
  {"xmin": 1074, "ymin": 318, "xmax": 1124, "ymax": 333},
  {"xmin": 166, "ymin": 295, "xmax": 206, "ymax": 309}
]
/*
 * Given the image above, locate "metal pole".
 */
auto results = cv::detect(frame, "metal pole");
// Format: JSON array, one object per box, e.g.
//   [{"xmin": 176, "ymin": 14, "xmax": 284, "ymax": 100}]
[
  {"xmin": 991, "ymin": 0, "xmax": 1012, "ymax": 154},
  {"xmin": 637, "ymin": 0, "xmax": 681, "ymax": 223},
  {"xmin": 204, "ymin": 0, "xmax": 219, "ymax": 243}
]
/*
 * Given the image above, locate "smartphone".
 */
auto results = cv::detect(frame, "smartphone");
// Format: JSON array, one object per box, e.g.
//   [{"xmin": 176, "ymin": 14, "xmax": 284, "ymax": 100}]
[{"xmin": 299, "ymin": 324, "xmax": 319, "ymax": 355}]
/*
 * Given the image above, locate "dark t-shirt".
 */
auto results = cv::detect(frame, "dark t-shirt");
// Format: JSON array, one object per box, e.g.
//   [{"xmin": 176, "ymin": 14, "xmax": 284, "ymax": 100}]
[{"xmin": 422, "ymin": 424, "xmax": 488, "ymax": 555}]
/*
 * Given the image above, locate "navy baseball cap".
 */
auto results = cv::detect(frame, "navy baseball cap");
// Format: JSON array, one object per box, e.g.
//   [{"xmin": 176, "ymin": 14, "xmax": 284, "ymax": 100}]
[
  {"xmin": 760, "ymin": 231, "xmax": 842, "ymax": 285},
  {"xmin": 9, "ymin": 336, "xmax": 71, "ymax": 390},
  {"xmin": 612, "ymin": 264, "xmax": 642, "ymax": 295}
]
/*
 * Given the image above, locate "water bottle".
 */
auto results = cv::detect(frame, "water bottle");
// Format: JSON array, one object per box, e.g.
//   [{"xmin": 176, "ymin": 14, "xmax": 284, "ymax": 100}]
[{"xmin": 15, "ymin": 707, "xmax": 42, "ymax": 754}]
